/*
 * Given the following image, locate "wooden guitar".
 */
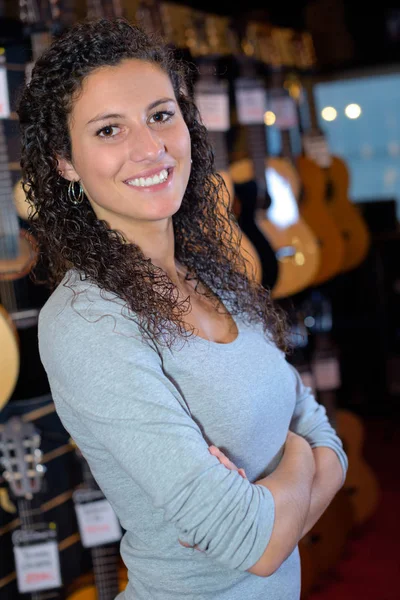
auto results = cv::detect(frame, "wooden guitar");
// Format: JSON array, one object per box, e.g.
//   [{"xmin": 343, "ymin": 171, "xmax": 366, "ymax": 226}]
[
  {"xmin": 335, "ymin": 409, "xmax": 380, "ymax": 527},
  {"xmin": 234, "ymin": 22, "xmax": 321, "ymax": 299},
  {"xmin": 295, "ymin": 33, "xmax": 370, "ymax": 273},
  {"xmin": 67, "ymin": 442, "xmax": 127, "ymax": 600},
  {"xmin": 0, "ymin": 416, "xmax": 63, "ymax": 599},
  {"xmin": 227, "ymin": 37, "xmax": 319, "ymax": 299}
]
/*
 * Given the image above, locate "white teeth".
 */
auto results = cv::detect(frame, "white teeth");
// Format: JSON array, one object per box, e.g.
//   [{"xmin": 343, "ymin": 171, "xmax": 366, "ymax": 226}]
[{"xmin": 127, "ymin": 169, "xmax": 169, "ymax": 187}]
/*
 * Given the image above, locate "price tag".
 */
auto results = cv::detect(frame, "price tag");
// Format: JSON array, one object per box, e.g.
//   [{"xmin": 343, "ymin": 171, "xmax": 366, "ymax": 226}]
[
  {"xmin": 235, "ymin": 87, "xmax": 266, "ymax": 124},
  {"xmin": 0, "ymin": 65, "xmax": 10, "ymax": 119},
  {"xmin": 12, "ymin": 528, "xmax": 62, "ymax": 593},
  {"xmin": 195, "ymin": 92, "xmax": 230, "ymax": 132},
  {"xmin": 269, "ymin": 96, "xmax": 298, "ymax": 129},
  {"xmin": 312, "ymin": 357, "xmax": 341, "ymax": 391},
  {"xmin": 73, "ymin": 489, "xmax": 122, "ymax": 548},
  {"xmin": 302, "ymin": 133, "xmax": 332, "ymax": 167}
]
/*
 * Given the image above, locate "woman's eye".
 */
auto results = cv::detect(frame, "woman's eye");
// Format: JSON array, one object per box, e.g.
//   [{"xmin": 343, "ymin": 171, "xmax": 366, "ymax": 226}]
[
  {"xmin": 97, "ymin": 125, "xmax": 120, "ymax": 138},
  {"xmin": 149, "ymin": 111, "xmax": 174, "ymax": 125}
]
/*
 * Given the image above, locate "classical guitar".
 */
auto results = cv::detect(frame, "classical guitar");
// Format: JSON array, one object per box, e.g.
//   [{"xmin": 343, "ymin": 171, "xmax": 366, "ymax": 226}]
[
  {"xmin": 237, "ymin": 22, "xmax": 320, "ymax": 299},
  {"xmin": 0, "ymin": 416, "xmax": 63, "ymax": 599},
  {"xmin": 295, "ymin": 33, "xmax": 370, "ymax": 273},
  {"xmin": 67, "ymin": 442, "xmax": 127, "ymax": 600},
  {"xmin": 299, "ymin": 290, "xmax": 355, "ymax": 578},
  {"xmin": 335, "ymin": 409, "xmax": 380, "ymax": 527}
]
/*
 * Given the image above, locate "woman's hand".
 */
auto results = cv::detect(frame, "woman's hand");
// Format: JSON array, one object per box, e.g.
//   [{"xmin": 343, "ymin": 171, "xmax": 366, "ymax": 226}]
[
  {"xmin": 178, "ymin": 445, "xmax": 247, "ymax": 550},
  {"xmin": 208, "ymin": 445, "xmax": 247, "ymax": 480}
]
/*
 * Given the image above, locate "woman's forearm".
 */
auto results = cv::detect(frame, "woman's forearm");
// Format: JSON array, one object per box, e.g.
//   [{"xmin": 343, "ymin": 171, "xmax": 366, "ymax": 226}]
[
  {"xmin": 300, "ymin": 446, "xmax": 345, "ymax": 538},
  {"xmin": 249, "ymin": 432, "xmax": 315, "ymax": 576}
]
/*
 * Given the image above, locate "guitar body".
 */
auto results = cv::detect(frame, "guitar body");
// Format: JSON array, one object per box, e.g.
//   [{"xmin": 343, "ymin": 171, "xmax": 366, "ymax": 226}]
[
  {"xmin": 260, "ymin": 156, "xmax": 320, "ymax": 298},
  {"xmin": 67, "ymin": 573, "xmax": 128, "ymax": 600},
  {"xmin": 336, "ymin": 409, "xmax": 380, "ymax": 526},
  {"xmin": 325, "ymin": 156, "xmax": 371, "ymax": 272},
  {"xmin": 0, "ymin": 304, "xmax": 19, "ymax": 410},
  {"xmin": 296, "ymin": 155, "xmax": 345, "ymax": 285}
]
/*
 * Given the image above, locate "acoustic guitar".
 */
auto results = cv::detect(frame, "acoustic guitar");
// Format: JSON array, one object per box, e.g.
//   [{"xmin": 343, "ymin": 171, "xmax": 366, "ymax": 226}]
[
  {"xmin": 67, "ymin": 441, "xmax": 127, "ymax": 600},
  {"xmin": 0, "ymin": 416, "xmax": 63, "ymax": 599},
  {"xmin": 335, "ymin": 409, "xmax": 380, "ymax": 527},
  {"xmin": 295, "ymin": 33, "xmax": 370, "ymax": 273},
  {"xmin": 228, "ymin": 29, "xmax": 320, "ymax": 299}
]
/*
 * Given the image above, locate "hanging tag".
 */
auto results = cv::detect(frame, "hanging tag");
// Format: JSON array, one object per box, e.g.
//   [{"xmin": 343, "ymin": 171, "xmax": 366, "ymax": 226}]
[
  {"xmin": 312, "ymin": 357, "xmax": 341, "ymax": 391},
  {"xmin": 73, "ymin": 489, "xmax": 122, "ymax": 548},
  {"xmin": 235, "ymin": 87, "xmax": 266, "ymax": 125},
  {"xmin": 12, "ymin": 527, "xmax": 62, "ymax": 593},
  {"xmin": 195, "ymin": 92, "xmax": 230, "ymax": 132},
  {"xmin": 269, "ymin": 96, "xmax": 297, "ymax": 129},
  {"xmin": 0, "ymin": 65, "xmax": 10, "ymax": 119},
  {"xmin": 302, "ymin": 133, "xmax": 332, "ymax": 167}
]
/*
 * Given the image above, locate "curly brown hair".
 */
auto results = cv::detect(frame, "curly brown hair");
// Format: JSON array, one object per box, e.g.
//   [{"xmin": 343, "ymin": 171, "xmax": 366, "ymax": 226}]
[{"xmin": 17, "ymin": 17, "xmax": 289, "ymax": 350}]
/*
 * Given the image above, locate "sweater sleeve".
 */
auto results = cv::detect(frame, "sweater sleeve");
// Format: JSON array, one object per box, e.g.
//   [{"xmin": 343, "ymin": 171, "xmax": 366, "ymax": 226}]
[
  {"xmin": 287, "ymin": 363, "xmax": 348, "ymax": 484},
  {"xmin": 38, "ymin": 300, "xmax": 275, "ymax": 573}
]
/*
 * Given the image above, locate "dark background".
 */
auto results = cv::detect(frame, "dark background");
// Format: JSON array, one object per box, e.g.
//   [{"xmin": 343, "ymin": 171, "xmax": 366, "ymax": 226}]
[{"xmin": 3, "ymin": 0, "xmax": 400, "ymax": 76}]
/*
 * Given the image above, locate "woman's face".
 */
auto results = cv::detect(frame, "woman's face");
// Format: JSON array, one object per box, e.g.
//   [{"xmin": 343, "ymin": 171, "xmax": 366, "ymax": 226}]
[{"xmin": 59, "ymin": 59, "xmax": 191, "ymax": 238}]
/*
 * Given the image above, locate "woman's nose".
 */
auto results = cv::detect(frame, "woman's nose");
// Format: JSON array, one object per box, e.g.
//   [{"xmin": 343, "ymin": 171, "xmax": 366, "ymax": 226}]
[{"xmin": 127, "ymin": 126, "xmax": 166, "ymax": 163}]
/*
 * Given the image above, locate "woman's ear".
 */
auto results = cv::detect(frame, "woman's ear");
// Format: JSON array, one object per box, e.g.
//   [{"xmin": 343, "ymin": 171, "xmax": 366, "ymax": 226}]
[{"xmin": 57, "ymin": 156, "xmax": 79, "ymax": 182}]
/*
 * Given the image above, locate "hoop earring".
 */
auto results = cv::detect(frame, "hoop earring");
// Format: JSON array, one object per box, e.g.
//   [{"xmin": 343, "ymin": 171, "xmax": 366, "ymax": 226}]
[{"xmin": 68, "ymin": 180, "xmax": 84, "ymax": 205}]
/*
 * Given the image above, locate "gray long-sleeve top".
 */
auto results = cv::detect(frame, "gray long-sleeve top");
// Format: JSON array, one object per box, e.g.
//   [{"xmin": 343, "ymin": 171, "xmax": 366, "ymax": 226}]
[{"xmin": 38, "ymin": 269, "xmax": 348, "ymax": 600}]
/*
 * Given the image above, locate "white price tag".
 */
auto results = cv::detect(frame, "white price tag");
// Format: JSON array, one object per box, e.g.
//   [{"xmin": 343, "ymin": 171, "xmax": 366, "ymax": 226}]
[
  {"xmin": 75, "ymin": 499, "xmax": 122, "ymax": 548},
  {"xmin": 13, "ymin": 541, "xmax": 62, "ymax": 593},
  {"xmin": 312, "ymin": 357, "xmax": 341, "ymax": 391},
  {"xmin": 303, "ymin": 133, "xmax": 332, "ymax": 167},
  {"xmin": 235, "ymin": 88, "xmax": 266, "ymax": 124},
  {"xmin": 195, "ymin": 92, "xmax": 230, "ymax": 132},
  {"xmin": 0, "ymin": 66, "xmax": 10, "ymax": 118},
  {"xmin": 269, "ymin": 96, "xmax": 297, "ymax": 129}
]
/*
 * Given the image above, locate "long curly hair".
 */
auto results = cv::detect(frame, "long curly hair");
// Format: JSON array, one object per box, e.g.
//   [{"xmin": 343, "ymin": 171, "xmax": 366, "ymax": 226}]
[{"xmin": 17, "ymin": 17, "xmax": 289, "ymax": 350}]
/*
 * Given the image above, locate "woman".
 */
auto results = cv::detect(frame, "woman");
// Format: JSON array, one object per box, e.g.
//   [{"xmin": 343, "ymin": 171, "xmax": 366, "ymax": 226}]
[{"xmin": 17, "ymin": 18, "xmax": 347, "ymax": 600}]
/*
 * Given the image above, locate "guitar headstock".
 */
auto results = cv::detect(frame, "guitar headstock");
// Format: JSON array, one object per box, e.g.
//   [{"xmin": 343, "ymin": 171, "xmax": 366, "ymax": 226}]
[{"xmin": 0, "ymin": 417, "xmax": 44, "ymax": 500}]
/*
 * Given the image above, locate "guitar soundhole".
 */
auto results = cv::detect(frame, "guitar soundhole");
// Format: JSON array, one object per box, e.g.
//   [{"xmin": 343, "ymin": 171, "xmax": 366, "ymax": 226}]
[
  {"xmin": 326, "ymin": 180, "xmax": 334, "ymax": 201},
  {"xmin": 346, "ymin": 486, "xmax": 358, "ymax": 497}
]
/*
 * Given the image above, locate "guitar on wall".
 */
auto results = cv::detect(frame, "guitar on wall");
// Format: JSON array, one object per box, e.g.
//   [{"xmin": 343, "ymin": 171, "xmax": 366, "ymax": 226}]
[
  {"xmin": 0, "ymin": 416, "xmax": 64, "ymax": 599},
  {"xmin": 67, "ymin": 441, "xmax": 127, "ymax": 600},
  {"xmin": 293, "ymin": 32, "xmax": 370, "ymax": 273},
  {"xmin": 0, "ymin": 40, "xmax": 38, "ymax": 410},
  {"xmin": 237, "ymin": 22, "xmax": 321, "ymax": 299},
  {"xmin": 260, "ymin": 29, "xmax": 345, "ymax": 288}
]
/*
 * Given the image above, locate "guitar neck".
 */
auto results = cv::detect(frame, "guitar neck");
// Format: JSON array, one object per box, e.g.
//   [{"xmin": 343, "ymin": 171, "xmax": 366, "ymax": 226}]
[
  {"xmin": 246, "ymin": 124, "xmax": 268, "ymax": 201},
  {"xmin": 17, "ymin": 498, "xmax": 62, "ymax": 600},
  {"xmin": 79, "ymin": 455, "xmax": 121, "ymax": 600}
]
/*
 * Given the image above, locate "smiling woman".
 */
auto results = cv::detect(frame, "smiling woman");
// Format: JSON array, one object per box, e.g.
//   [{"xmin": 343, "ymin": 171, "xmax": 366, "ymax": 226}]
[{"xmin": 16, "ymin": 17, "xmax": 347, "ymax": 600}]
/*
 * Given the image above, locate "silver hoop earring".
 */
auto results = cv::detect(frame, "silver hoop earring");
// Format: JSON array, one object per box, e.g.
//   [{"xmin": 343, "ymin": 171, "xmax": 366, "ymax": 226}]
[{"xmin": 68, "ymin": 180, "xmax": 84, "ymax": 205}]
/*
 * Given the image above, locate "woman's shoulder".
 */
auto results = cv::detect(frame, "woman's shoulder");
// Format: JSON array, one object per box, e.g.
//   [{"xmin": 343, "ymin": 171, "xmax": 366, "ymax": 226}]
[{"xmin": 38, "ymin": 268, "xmax": 139, "ymax": 348}]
